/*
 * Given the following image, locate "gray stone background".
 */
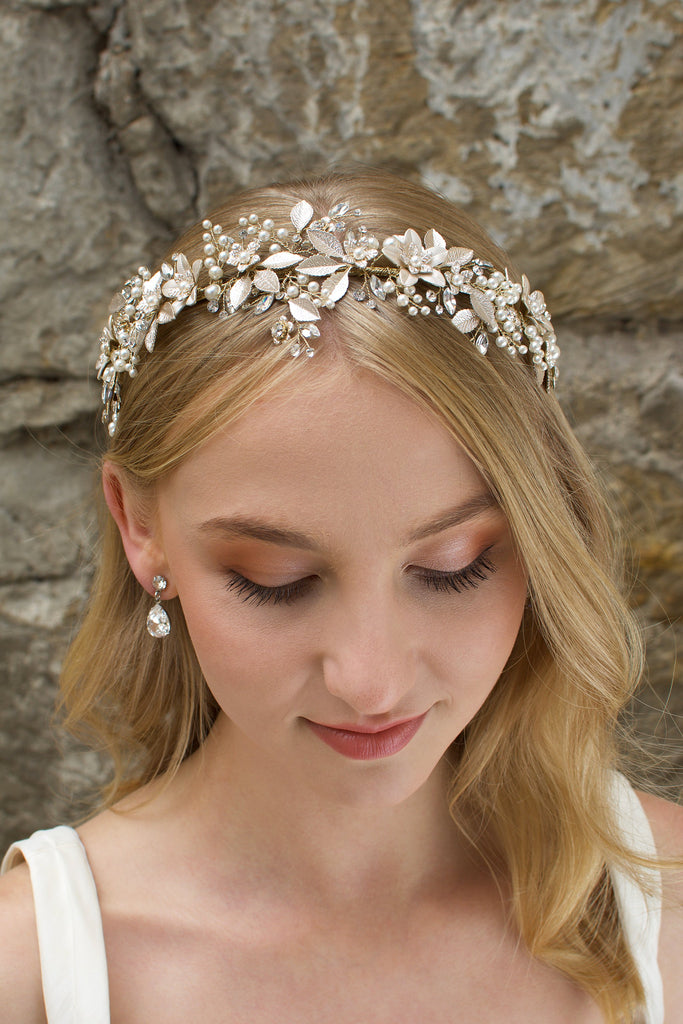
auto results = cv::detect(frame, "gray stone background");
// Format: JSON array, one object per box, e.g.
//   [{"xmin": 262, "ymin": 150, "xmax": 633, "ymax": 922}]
[{"xmin": 1, "ymin": 0, "xmax": 681, "ymax": 851}]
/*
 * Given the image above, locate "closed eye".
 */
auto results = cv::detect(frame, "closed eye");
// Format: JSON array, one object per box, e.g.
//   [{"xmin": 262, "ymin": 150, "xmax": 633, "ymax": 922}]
[
  {"xmin": 225, "ymin": 573, "xmax": 317, "ymax": 606},
  {"xmin": 225, "ymin": 548, "xmax": 496, "ymax": 607},
  {"xmin": 411, "ymin": 549, "xmax": 496, "ymax": 594}
]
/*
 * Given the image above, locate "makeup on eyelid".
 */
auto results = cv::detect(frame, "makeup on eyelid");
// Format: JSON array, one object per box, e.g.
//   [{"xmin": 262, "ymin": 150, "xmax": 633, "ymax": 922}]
[
  {"xmin": 199, "ymin": 494, "xmax": 512, "ymax": 609},
  {"xmin": 223, "ymin": 546, "xmax": 499, "ymax": 607},
  {"xmin": 210, "ymin": 512, "xmax": 505, "ymax": 569}
]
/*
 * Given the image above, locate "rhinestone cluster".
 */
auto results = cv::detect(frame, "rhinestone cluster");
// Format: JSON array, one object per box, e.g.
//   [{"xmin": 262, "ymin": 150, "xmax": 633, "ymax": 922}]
[{"xmin": 96, "ymin": 199, "xmax": 559, "ymax": 435}]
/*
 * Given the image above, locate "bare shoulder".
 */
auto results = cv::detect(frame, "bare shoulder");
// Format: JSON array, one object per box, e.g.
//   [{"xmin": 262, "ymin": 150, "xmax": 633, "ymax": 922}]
[
  {"xmin": 637, "ymin": 789, "xmax": 683, "ymax": 856},
  {"xmin": 0, "ymin": 863, "xmax": 46, "ymax": 1023},
  {"xmin": 637, "ymin": 790, "xmax": 683, "ymax": 1023}
]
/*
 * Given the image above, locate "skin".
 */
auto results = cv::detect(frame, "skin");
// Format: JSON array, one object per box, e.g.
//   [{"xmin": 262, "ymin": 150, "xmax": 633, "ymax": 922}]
[
  {"xmin": 142, "ymin": 366, "xmax": 528, "ymax": 818},
  {"xmin": 103, "ymin": 362, "xmax": 531, "ymax": 897},
  {"xmin": 0, "ymin": 362, "xmax": 681, "ymax": 1023}
]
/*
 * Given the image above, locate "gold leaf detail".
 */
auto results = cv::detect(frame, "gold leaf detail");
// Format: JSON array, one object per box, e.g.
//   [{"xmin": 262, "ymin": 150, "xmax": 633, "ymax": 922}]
[
  {"xmin": 253, "ymin": 269, "xmax": 280, "ymax": 293},
  {"xmin": 261, "ymin": 251, "xmax": 303, "ymax": 269},
  {"xmin": 470, "ymin": 292, "xmax": 497, "ymax": 330},
  {"xmin": 230, "ymin": 275, "xmax": 253, "ymax": 310},
  {"xmin": 445, "ymin": 247, "xmax": 474, "ymax": 266},
  {"xmin": 321, "ymin": 269, "xmax": 349, "ymax": 303},
  {"xmin": 290, "ymin": 200, "xmax": 314, "ymax": 232},
  {"xmin": 297, "ymin": 255, "xmax": 343, "ymax": 276},
  {"xmin": 307, "ymin": 229, "xmax": 344, "ymax": 258},
  {"xmin": 144, "ymin": 319, "xmax": 159, "ymax": 353},
  {"xmin": 157, "ymin": 302, "xmax": 176, "ymax": 324},
  {"xmin": 451, "ymin": 309, "xmax": 480, "ymax": 333},
  {"xmin": 288, "ymin": 295, "xmax": 320, "ymax": 322}
]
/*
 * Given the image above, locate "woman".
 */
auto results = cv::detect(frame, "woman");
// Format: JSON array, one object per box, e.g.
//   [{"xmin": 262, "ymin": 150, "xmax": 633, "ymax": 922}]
[{"xmin": 0, "ymin": 172, "xmax": 680, "ymax": 1023}]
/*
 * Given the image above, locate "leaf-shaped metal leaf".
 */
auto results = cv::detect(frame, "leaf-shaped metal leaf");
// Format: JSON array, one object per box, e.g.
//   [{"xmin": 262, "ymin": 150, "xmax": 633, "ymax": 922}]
[
  {"xmin": 445, "ymin": 247, "xmax": 474, "ymax": 266},
  {"xmin": 288, "ymin": 295, "xmax": 320, "ymax": 322},
  {"xmin": 253, "ymin": 269, "xmax": 280, "ymax": 293},
  {"xmin": 296, "ymin": 255, "xmax": 344, "ymax": 276},
  {"xmin": 470, "ymin": 291, "xmax": 497, "ymax": 330},
  {"xmin": 230, "ymin": 275, "xmax": 253, "ymax": 310},
  {"xmin": 261, "ymin": 251, "xmax": 303, "ymax": 269},
  {"xmin": 144, "ymin": 319, "xmax": 159, "ymax": 353},
  {"xmin": 290, "ymin": 200, "xmax": 314, "ymax": 232},
  {"xmin": 157, "ymin": 302, "xmax": 177, "ymax": 324},
  {"xmin": 307, "ymin": 228, "xmax": 344, "ymax": 258},
  {"xmin": 321, "ymin": 269, "xmax": 349, "ymax": 304},
  {"xmin": 452, "ymin": 309, "xmax": 480, "ymax": 333}
]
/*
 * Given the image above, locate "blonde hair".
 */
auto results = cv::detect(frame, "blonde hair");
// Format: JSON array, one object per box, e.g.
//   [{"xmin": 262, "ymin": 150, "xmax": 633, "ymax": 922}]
[{"xmin": 62, "ymin": 171, "xmax": 651, "ymax": 1020}]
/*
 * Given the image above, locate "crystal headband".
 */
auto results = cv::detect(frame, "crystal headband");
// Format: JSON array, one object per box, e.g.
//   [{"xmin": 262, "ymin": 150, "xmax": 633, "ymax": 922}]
[{"xmin": 96, "ymin": 199, "xmax": 559, "ymax": 435}]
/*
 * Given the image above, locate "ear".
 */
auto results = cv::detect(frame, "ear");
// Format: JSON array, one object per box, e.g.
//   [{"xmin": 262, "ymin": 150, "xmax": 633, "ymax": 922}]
[{"xmin": 102, "ymin": 462, "xmax": 176, "ymax": 598}]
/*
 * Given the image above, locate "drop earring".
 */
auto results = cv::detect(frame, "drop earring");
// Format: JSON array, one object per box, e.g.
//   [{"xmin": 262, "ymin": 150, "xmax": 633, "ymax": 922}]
[{"xmin": 146, "ymin": 575, "xmax": 171, "ymax": 638}]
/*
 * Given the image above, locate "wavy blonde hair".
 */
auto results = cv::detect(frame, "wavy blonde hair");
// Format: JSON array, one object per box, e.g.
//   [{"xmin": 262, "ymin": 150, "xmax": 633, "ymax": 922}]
[{"xmin": 62, "ymin": 171, "xmax": 651, "ymax": 1020}]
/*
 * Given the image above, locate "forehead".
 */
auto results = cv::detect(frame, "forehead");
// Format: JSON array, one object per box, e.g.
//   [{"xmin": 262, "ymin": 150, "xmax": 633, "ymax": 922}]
[{"xmin": 160, "ymin": 366, "xmax": 489, "ymax": 536}]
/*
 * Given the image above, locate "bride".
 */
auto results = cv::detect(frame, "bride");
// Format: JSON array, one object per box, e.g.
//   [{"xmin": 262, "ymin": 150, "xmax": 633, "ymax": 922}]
[{"xmin": 1, "ymin": 171, "xmax": 680, "ymax": 1023}]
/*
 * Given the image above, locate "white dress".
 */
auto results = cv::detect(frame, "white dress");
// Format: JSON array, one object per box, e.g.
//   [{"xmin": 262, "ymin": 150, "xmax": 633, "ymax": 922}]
[{"xmin": 1, "ymin": 773, "xmax": 664, "ymax": 1024}]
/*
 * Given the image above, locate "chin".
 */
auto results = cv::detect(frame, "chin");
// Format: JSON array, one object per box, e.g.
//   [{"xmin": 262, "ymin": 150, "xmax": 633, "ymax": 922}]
[{"xmin": 302, "ymin": 755, "xmax": 447, "ymax": 810}]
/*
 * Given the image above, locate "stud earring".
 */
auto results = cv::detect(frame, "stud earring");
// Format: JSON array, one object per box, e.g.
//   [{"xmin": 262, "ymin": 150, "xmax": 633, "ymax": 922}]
[{"xmin": 146, "ymin": 575, "xmax": 171, "ymax": 638}]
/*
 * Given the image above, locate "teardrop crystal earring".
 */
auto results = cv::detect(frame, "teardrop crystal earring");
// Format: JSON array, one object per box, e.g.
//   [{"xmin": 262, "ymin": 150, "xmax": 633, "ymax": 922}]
[{"xmin": 146, "ymin": 575, "xmax": 171, "ymax": 638}]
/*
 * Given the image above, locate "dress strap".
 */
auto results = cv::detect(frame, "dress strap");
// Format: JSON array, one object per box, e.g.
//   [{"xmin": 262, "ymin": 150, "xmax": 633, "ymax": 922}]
[
  {"xmin": 608, "ymin": 774, "xmax": 664, "ymax": 1024},
  {"xmin": 1, "ymin": 826, "xmax": 110, "ymax": 1024}
]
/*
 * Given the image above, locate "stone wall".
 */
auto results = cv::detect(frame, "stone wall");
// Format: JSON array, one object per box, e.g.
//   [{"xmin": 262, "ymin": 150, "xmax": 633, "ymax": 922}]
[{"xmin": 1, "ymin": 0, "xmax": 681, "ymax": 850}]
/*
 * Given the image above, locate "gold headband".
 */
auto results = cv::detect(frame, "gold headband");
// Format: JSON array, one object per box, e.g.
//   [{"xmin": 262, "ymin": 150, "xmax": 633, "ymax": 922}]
[{"xmin": 96, "ymin": 199, "xmax": 559, "ymax": 435}]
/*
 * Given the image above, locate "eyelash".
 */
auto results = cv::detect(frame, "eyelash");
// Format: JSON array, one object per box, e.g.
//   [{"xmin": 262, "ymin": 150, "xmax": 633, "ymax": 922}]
[
  {"xmin": 413, "ymin": 550, "xmax": 495, "ymax": 594},
  {"xmin": 224, "ymin": 550, "xmax": 496, "ymax": 607}
]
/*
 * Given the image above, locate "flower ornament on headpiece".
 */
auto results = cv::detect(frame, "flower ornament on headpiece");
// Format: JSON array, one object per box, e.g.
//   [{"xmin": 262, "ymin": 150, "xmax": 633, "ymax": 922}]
[{"xmin": 96, "ymin": 199, "xmax": 559, "ymax": 435}]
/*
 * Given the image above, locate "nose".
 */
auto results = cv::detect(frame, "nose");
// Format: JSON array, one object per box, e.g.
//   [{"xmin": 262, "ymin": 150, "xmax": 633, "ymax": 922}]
[{"xmin": 320, "ymin": 581, "xmax": 417, "ymax": 717}]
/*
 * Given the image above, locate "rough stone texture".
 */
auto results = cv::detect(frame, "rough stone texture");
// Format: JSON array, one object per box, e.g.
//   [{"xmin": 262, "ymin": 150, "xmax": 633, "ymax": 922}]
[
  {"xmin": 560, "ymin": 326, "xmax": 683, "ymax": 794},
  {"xmin": 1, "ymin": 0, "xmax": 681, "ymax": 850}
]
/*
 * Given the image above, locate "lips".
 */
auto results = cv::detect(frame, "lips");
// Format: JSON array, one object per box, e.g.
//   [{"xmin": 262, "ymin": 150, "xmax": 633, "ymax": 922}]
[{"xmin": 305, "ymin": 713, "xmax": 427, "ymax": 760}]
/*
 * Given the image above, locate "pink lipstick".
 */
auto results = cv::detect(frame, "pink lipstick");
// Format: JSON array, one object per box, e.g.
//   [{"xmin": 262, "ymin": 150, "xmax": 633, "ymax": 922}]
[{"xmin": 306, "ymin": 713, "xmax": 427, "ymax": 760}]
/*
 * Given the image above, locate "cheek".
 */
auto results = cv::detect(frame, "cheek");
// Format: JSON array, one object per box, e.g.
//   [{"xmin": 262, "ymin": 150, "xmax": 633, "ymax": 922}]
[
  {"xmin": 432, "ymin": 575, "xmax": 527, "ymax": 700},
  {"xmin": 176, "ymin": 580, "xmax": 307, "ymax": 715}
]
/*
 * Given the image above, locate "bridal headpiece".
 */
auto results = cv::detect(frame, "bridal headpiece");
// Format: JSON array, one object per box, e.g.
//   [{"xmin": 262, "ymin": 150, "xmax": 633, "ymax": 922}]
[{"xmin": 96, "ymin": 199, "xmax": 559, "ymax": 435}]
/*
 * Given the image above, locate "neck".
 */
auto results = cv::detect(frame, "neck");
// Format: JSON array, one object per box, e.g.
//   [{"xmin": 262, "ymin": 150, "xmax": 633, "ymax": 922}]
[{"xmin": 152, "ymin": 713, "xmax": 472, "ymax": 910}]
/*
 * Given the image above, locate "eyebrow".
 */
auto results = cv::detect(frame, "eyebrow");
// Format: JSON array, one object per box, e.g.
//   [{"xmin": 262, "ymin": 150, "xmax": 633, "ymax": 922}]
[
  {"xmin": 404, "ymin": 491, "xmax": 500, "ymax": 543},
  {"xmin": 196, "ymin": 492, "xmax": 499, "ymax": 550},
  {"xmin": 197, "ymin": 516, "xmax": 319, "ymax": 550}
]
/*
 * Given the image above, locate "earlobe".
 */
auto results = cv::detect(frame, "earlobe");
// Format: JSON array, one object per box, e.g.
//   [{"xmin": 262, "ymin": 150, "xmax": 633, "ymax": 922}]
[{"xmin": 102, "ymin": 462, "xmax": 175, "ymax": 597}]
